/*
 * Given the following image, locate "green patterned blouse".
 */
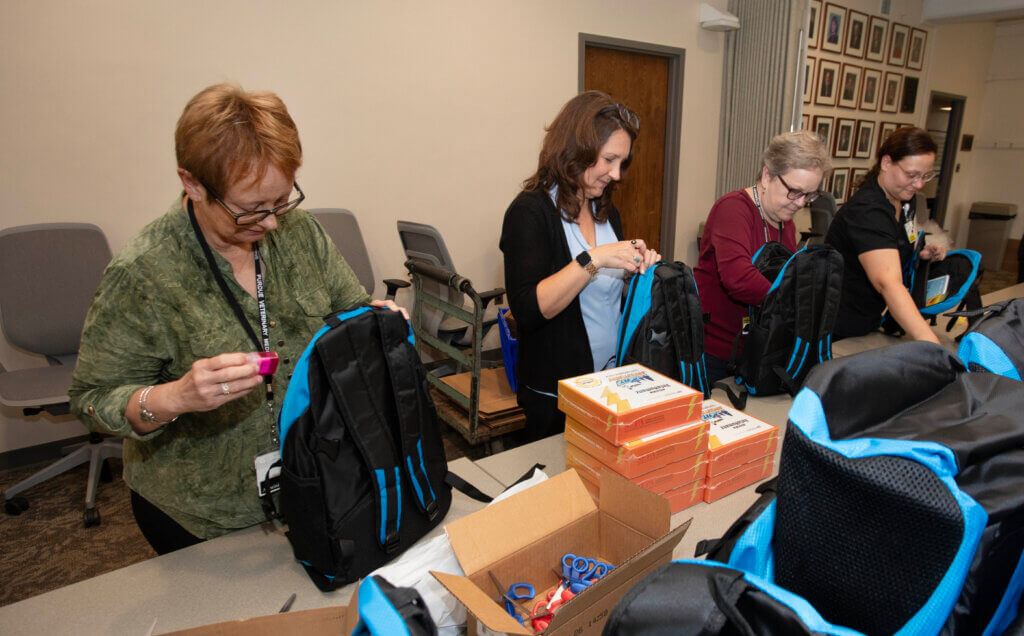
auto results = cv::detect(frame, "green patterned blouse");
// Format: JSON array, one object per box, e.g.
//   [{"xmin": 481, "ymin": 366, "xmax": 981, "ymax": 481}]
[{"xmin": 70, "ymin": 200, "xmax": 370, "ymax": 538}]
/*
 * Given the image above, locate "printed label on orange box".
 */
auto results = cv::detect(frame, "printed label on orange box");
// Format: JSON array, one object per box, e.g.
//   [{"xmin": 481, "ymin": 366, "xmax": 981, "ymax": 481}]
[
  {"xmin": 558, "ymin": 364, "xmax": 703, "ymax": 445},
  {"xmin": 566, "ymin": 442, "xmax": 707, "ymax": 495},
  {"xmin": 702, "ymin": 399, "xmax": 779, "ymax": 476},
  {"xmin": 564, "ymin": 416, "xmax": 708, "ymax": 479},
  {"xmin": 703, "ymin": 453, "xmax": 776, "ymax": 503},
  {"xmin": 567, "ymin": 446, "xmax": 706, "ymax": 514}
]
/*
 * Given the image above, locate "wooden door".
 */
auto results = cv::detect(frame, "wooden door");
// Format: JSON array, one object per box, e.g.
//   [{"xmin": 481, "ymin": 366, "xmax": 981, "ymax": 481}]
[{"xmin": 585, "ymin": 46, "xmax": 670, "ymax": 253}]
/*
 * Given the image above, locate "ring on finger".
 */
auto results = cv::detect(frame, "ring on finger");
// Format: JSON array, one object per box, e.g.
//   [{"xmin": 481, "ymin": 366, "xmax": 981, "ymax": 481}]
[
  {"xmin": 633, "ymin": 255, "xmax": 641, "ymax": 264},
  {"xmin": 221, "ymin": 382, "xmax": 231, "ymax": 396},
  {"xmin": 631, "ymin": 239, "xmax": 638, "ymax": 247}
]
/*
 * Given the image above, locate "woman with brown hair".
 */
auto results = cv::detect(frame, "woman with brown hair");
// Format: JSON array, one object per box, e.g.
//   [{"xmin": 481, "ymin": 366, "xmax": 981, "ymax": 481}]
[
  {"xmin": 826, "ymin": 126, "xmax": 945, "ymax": 341},
  {"xmin": 499, "ymin": 91, "xmax": 659, "ymax": 441},
  {"xmin": 70, "ymin": 83, "xmax": 402, "ymax": 554}
]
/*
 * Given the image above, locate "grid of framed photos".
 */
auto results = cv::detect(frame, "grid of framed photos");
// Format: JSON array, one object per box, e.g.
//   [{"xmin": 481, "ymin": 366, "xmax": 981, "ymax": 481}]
[{"xmin": 803, "ymin": 1, "xmax": 929, "ymax": 203}]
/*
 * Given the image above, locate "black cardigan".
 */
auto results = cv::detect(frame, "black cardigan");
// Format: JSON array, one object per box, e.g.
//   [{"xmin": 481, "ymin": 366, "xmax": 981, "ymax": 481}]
[{"xmin": 499, "ymin": 189, "xmax": 624, "ymax": 402}]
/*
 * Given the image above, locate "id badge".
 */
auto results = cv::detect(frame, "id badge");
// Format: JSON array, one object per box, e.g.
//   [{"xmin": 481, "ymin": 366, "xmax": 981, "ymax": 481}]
[
  {"xmin": 905, "ymin": 220, "xmax": 917, "ymax": 244},
  {"xmin": 255, "ymin": 450, "xmax": 282, "ymax": 497},
  {"xmin": 741, "ymin": 316, "xmax": 750, "ymax": 333}
]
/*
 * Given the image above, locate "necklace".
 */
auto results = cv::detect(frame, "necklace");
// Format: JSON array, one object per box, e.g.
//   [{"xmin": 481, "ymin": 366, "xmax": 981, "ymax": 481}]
[{"xmin": 750, "ymin": 183, "xmax": 782, "ymax": 244}]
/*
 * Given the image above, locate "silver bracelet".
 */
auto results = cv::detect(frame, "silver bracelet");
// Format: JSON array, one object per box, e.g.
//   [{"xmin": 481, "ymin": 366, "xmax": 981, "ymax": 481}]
[{"xmin": 138, "ymin": 385, "xmax": 178, "ymax": 425}]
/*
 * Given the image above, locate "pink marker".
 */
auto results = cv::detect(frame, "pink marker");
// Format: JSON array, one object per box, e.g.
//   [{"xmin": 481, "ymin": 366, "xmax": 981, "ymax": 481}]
[{"xmin": 248, "ymin": 351, "xmax": 279, "ymax": 376}]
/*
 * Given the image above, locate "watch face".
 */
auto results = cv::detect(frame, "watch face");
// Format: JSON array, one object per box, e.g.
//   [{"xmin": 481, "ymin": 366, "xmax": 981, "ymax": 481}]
[{"xmin": 576, "ymin": 251, "xmax": 592, "ymax": 266}]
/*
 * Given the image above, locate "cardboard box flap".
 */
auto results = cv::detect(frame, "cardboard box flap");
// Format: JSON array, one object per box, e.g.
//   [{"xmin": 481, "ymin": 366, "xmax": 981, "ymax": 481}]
[
  {"xmin": 445, "ymin": 470, "xmax": 597, "ymax": 576},
  {"xmin": 599, "ymin": 469, "xmax": 670, "ymax": 538},
  {"xmin": 431, "ymin": 571, "xmax": 532, "ymax": 635},
  {"xmin": 544, "ymin": 518, "xmax": 691, "ymax": 633}
]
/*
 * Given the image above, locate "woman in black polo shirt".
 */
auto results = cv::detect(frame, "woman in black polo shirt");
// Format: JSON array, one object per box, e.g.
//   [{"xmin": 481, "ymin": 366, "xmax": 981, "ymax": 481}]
[{"xmin": 826, "ymin": 127, "xmax": 946, "ymax": 342}]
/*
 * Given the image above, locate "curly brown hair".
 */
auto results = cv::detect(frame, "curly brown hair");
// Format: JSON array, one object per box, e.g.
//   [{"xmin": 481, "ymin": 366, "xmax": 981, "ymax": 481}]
[{"xmin": 523, "ymin": 91, "xmax": 639, "ymax": 223}]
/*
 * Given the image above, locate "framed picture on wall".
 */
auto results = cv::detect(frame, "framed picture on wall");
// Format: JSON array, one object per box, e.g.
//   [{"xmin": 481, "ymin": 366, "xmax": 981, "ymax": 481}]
[
  {"xmin": 821, "ymin": 3, "xmax": 846, "ymax": 53},
  {"xmin": 814, "ymin": 115, "xmax": 835, "ymax": 147},
  {"xmin": 834, "ymin": 118, "xmax": 856, "ymax": 158},
  {"xmin": 900, "ymin": 76, "xmax": 919, "ymax": 113},
  {"xmin": 831, "ymin": 168, "xmax": 850, "ymax": 204},
  {"xmin": 838, "ymin": 63, "xmax": 862, "ymax": 109},
  {"xmin": 881, "ymin": 71, "xmax": 903, "ymax": 113},
  {"xmin": 865, "ymin": 16, "xmax": 889, "ymax": 63},
  {"xmin": 804, "ymin": 56, "xmax": 816, "ymax": 104},
  {"xmin": 816, "ymin": 59, "xmax": 841, "ymax": 106},
  {"xmin": 889, "ymin": 23, "xmax": 910, "ymax": 66},
  {"xmin": 802, "ymin": 113, "xmax": 811, "ymax": 130},
  {"xmin": 850, "ymin": 168, "xmax": 868, "ymax": 196},
  {"xmin": 808, "ymin": 0, "xmax": 822, "ymax": 49},
  {"xmin": 844, "ymin": 10, "xmax": 868, "ymax": 58},
  {"xmin": 907, "ymin": 28, "xmax": 927, "ymax": 71},
  {"xmin": 860, "ymin": 68, "xmax": 882, "ymax": 111},
  {"xmin": 878, "ymin": 121, "xmax": 899, "ymax": 149},
  {"xmin": 854, "ymin": 120, "xmax": 876, "ymax": 158}
]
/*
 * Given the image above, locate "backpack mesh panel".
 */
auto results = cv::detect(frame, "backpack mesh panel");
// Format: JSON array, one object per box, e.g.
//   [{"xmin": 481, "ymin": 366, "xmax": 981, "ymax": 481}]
[{"xmin": 774, "ymin": 425, "xmax": 965, "ymax": 635}]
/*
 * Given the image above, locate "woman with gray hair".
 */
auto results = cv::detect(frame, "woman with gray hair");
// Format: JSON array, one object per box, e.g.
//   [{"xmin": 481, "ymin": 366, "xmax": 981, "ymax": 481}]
[{"xmin": 694, "ymin": 130, "xmax": 832, "ymax": 382}]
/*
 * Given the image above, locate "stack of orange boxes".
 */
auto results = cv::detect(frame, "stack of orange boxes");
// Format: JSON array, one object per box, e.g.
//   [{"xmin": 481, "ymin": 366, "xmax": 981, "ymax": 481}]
[
  {"xmin": 701, "ymin": 399, "xmax": 779, "ymax": 502},
  {"xmin": 557, "ymin": 364, "xmax": 708, "ymax": 512}
]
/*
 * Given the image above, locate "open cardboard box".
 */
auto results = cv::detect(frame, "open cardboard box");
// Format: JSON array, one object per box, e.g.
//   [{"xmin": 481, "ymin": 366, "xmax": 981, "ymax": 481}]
[
  {"xmin": 165, "ymin": 587, "xmax": 361, "ymax": 635},
  {"xmin": 432, "ymin": 469, "xmax": 689, "ymax": 635}
]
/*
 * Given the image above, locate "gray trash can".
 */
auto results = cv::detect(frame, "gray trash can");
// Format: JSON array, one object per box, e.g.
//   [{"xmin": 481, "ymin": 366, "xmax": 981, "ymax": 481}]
[{"xmin": 966, "ymin": 202, "xmax": 1018, "ymax": 271}]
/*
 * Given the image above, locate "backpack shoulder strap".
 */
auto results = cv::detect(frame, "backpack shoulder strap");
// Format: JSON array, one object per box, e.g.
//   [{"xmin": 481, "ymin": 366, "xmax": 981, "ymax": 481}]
[{"xmin": 658, "ymin": 263, "xmax": 710, "ymax": 396}]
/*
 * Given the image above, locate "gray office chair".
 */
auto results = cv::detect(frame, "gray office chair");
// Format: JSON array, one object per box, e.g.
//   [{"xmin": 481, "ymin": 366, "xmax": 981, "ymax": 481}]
[
  {"xmin": 799, "ymin": 191, "xmax": 837, "ymax": 248},
  {"xmin": 396, "ymin": 221, "xmax": 504, "ymax": 349},
  {"xmin": 310, "ymin": 208, "xmax": 408, "ymax": 300},
  {"xmin": 0, "ymin": 223, "xmax": 118, "ymax": 527}
]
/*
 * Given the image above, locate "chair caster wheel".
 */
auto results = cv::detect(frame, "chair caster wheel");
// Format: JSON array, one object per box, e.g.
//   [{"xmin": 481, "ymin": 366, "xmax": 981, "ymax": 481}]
[
  {"xmin": 4, "ymin": 497, "xmax": 29, "ymax": 515},
  {"xmin": 100, "ymin": 459, "xmax": 114, "ymax": 483},
  {"xmin": 83, "ymin": 507, "xmax": 101, "ymax": 527}
]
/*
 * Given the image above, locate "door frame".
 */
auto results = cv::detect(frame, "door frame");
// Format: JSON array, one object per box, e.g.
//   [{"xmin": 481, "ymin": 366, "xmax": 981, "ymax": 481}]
[
  {"xmin": 579, "ymin": 33, "xmax": 685, "ymax": 260},
  {"xmin": 928, "ymin": 90, "xmax": 966, "ymax": 228}
]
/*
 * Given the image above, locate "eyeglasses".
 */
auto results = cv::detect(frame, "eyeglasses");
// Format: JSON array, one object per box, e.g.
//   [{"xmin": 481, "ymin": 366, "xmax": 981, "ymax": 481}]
[
  {"xmin": 211, "ymin": 182, "xmax": 305, "ymax": 225},
  {"xmin": 894, "ymin": 163, "xmax": 937, "ymax": 184},
  {"xmin": 776, "ymin": 174, "xmax": 822, "ymax": 203}
]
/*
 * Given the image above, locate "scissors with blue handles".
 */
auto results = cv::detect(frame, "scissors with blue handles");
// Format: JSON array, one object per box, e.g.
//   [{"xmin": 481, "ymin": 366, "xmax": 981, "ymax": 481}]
[
  {"xmin": 487, "ymin": 570, "xmax": 534, "ymax": 624},
  {"xmin": 561, "ymin": 553, "xmax": 615, "ymax": 593}
]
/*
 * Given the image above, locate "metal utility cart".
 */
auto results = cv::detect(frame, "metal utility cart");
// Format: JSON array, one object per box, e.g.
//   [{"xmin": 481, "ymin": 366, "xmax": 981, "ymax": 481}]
[{"xmin": 403, "ymin": 259, "xmax": 524, "ymax": 450}]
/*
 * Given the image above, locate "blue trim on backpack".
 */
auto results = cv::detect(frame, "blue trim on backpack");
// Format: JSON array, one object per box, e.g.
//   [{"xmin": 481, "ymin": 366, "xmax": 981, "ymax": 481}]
[
  {"xmin": 791, "ymin": 340, "xmax": 810, "ymax": 377},
  {"xmin": 674, "ymin": 559, "xmax": 864, "ymax": 635},
  {"xmin": 783, "ymin": 388, "xmax": 989, "ymax": 635},
  {"xmin": 984, "ymin": 550, "xmax": 1024, "ymax": 636},
  {"xmin": 352, "ymin": 576, "xmax": 414, "ymax": 636},
  {"xmin": 278, "ymin": 306, "xmax": 377, "ymax": 449},
  {"xmin": 786, "ymin": 338, "xmax": 803, "ymax": 373},
  {"xmin": 405, "ymin": 440, "xmax": 437, "ymax": 509},
  {"xmin": 763, "ymin": 247, "xmax": 808, "ymax": 296},
  {"xmin": 393, "ymin": 466, "xmax": 401, "ymax": 531},
  {"xmin": 417, "ymin": 440, "xmax": 436, "ymax": 500},
  {"xmin": 617, "ymin": 264, "xmax": 658, "ymax": 364},
  {"xmin": 920, "ymin": 249, "xmax": 982, "ymax": 315},
  {"xmin": 299, "ymin": 559, "xmax": 335, "ymax": 580},
  {"xmin": 959, "ymin": 332, "xmax": 1022, "ymax": 380},
  {"xmin": 728, "ymin": 499, "xmax": 778, "ymax": 579},
  {"xmin": 751, "ymin": 242, "xmax": 771, "ymax": 264},
  {"xmin": 374, "ymin": 468, "xmax": 389, "ymax": 545}
]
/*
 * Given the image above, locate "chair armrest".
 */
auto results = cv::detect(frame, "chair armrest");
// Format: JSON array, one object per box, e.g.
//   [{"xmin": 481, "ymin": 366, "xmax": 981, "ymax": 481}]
[
  {"xmin": 382, "ymin": 278, "xmax": 411, "ymax": 301},
  {"xmin": 478, "ymin": 287, "xmax": 505, "ymax": 309}
]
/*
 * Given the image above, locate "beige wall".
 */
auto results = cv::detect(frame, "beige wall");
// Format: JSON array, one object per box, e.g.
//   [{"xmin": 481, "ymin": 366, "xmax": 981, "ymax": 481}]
[
  {"xmin": 0, "ymin": 1, "xmax": 728, "ymax": 452},
  {"xmin": 972, "ymin": 19, "xmax": 1024, "ymax": 238}
]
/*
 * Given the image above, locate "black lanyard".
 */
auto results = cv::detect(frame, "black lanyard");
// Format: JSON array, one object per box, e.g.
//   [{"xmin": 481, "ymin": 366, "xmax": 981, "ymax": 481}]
[
  {"xmin": 751, "ymin": 184, "xmax": 784, "ymax": 245},
  {"xmin": 187, "ymin": 200, "xmax": 277, "ymax": 446}
]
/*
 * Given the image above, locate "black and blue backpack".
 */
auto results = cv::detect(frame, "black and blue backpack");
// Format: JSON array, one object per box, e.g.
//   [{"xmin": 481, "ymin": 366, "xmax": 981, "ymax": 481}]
[
  {"xmin": 351, "ymin": 575, "xmax": 438, "ymax": 636},
  {"xmin": 273, "ymin": 306, "xmax": 456, "ymax": 590},
  {"xmin": 955, "ymin": 297, "xmax": 1024, "ymax": 381},
  {"xmin": 884, "ymin": 235, "xmax": 983, "ymax": 337},
  {"xmin": 697, "ymin": 341, "xmax": 1024, "ymax": 635},
  {"xmin": 616, "ymin": 261, "xmax": 710, "ymax": 396},
  {"xmin": 726, "ymin": 243, "xmax": 844, "ymax": 408}
]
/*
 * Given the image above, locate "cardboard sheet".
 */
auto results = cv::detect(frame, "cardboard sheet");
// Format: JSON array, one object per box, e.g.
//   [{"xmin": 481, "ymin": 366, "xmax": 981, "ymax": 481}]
[{"xmin": 440, "ymin": 367, "xmax": 520, "ymax": 415}]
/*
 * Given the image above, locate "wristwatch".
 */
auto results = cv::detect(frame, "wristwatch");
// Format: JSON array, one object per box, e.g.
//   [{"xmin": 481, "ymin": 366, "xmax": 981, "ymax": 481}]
[
  {"xmin": 576, "ymin": 251, "xmax": 599, "ymax": 277},
  {"xmin": 138, "ymin": 385, "xmax": 178, "ymax": 425}
]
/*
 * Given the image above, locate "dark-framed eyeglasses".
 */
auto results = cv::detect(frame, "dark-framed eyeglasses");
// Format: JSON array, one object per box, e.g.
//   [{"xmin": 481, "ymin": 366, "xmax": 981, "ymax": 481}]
[
  {"xmin": 211, "ymin": 182, "xmax": 305, "ymax": 225},
  {"xmin": 776, "ymin": 174, "xmax": 822, "ymax": 203}
]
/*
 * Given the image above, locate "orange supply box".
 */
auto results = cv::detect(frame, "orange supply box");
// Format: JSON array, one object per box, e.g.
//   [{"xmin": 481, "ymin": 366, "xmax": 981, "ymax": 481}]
[
  {"xmin": 704, "ymin": 453, "xmax": 776, "ymax": 503},
  {"xmin": 564, "ymin": 415, "xmax": 708, "ymax": 479},
  {"xmin": 558, "ymin": 364, "xmax": 703, "ymax": 445},
  {"xmin": 566, "ymin": 443, "xmax": 706, "ymax": 513},
  {"xmin": 433, "ymin": 470, "xmax": 688, "ymax": 636},
  {"xmin": 702, "ymin": 399, "xmax": 779, "ymax": 476}
]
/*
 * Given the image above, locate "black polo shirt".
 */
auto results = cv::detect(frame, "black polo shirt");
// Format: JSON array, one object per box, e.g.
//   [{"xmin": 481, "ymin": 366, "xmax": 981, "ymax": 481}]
[{"xmin": 825, "ymin": 174, "xmax": 916, "ymax": 338}]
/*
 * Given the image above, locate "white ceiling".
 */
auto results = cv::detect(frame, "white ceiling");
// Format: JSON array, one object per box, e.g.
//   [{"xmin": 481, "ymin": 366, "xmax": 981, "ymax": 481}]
[{"xmin": 922, "ymin": 0, "xmax": 1024, "ymax": 23}]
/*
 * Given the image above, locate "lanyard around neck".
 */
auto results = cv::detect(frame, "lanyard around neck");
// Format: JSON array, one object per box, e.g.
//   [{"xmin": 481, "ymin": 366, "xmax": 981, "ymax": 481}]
[
  {"xmin": 751, "ymin": 184, "xmax": 783, "ymax": 245},
  {"xmin": 187, "ymin": 200, "xmax": 277, "ymax": 440}
]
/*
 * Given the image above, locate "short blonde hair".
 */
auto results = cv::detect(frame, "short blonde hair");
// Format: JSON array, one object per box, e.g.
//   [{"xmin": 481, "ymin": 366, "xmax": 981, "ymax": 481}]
[
  {"xmin": 175, "ymin": 83, "xmax": 302, "ymax": 196},
  {"xmin": 760, "ymin": 130, "xmax": 832, "ymax": 179}
]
